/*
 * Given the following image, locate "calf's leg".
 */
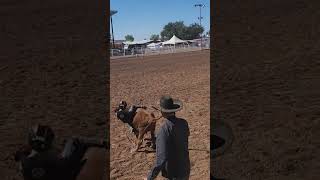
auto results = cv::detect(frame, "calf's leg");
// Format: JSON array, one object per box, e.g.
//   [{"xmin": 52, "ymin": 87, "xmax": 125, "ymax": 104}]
[{"xmin": 135, "ymin": 130, "xmax": 145, "ymax": 152}]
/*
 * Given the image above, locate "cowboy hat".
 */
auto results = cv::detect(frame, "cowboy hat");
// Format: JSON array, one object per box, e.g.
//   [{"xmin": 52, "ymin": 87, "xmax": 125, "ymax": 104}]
[
  {"xmin": 210, "ymin": 120, "xmax": 234, "ymax": 179},
  {"xmin": 160, "ymin": 95, "xmax": 183, "ymax": 113},
  {"xmin": 211, "ymin": 119, "xmax": 234, "ymax": 158}
]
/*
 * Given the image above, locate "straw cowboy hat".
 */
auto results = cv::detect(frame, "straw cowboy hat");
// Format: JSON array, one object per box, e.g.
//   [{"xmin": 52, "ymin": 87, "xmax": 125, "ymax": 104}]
[{"xmin": 160, "ymin": 96, "xmax": 183, "ymax": 113}]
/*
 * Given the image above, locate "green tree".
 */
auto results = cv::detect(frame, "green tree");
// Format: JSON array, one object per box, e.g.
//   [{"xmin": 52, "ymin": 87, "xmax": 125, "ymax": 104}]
[
  {"xmin": 160, "ymin": 21, "xmax": 204, "ymax": 40},
  {"xmin": 150, "ymin": 34, "xmax": 160, "ymax": 41},
  {"xmin": 160, "ymin": 21, "xmax": 187, "ymax": 40},
  {"xmin": 125, "ymin": 34, "xmax": 134, "ymax": 42},
  {"xmin": 185, "ymin": 23, "xmax": 204, "ymax": 39}
]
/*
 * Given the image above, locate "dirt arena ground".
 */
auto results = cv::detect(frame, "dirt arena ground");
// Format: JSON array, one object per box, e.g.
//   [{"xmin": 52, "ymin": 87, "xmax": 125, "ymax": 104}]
[
  {"xmin": 0, "ymin": 1, "xmax": 106, "ymax": 179},
  {"xmin": 213, "ymin": 0, "xmax": 320, "ymax": 179},
  {"xmin": 3, "ymin": 0, "xmax": 320, "ymax": 180},
  {"xmin": 110, "ymin": 50, "xmax": 210, "ymax": 179}
]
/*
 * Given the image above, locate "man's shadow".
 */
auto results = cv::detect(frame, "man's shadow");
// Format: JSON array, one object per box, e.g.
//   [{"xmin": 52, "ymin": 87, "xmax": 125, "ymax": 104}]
[
  {"xmin": 137, "ymin": 149, "xmax": 156, "ymax": 153},
  {"xmin": 137, "ymin": 141, "xmax": 156, "ymax": 153}
]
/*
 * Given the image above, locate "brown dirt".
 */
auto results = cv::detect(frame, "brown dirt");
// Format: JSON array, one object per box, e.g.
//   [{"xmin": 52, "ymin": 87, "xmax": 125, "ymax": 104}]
[
  {"xmin": 213, "ymin": 0, "xmax": 320, "ymax": 179},
  {"xmin": 110, "ymin": 50, "xmax": 210, "ymax": 180},
  {"xmin": 0, "ymin": 1, "xmax": 106, "ymax": 179}
]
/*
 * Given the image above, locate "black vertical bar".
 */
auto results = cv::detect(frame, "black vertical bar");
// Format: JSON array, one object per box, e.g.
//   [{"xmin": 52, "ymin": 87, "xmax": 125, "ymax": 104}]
[{"xmin": 111, "ymin": 16, "xmax": 115, "ymax": 49}]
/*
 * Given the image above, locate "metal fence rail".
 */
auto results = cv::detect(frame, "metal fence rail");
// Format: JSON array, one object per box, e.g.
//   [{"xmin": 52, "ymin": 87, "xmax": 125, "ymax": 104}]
[{"xmin": 110, "ymin": 45, "xmax": 209, "ymax": 59}]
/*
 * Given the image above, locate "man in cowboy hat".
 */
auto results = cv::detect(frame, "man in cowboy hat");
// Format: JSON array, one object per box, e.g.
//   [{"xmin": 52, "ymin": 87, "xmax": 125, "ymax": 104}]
[{"xmin": 145, "ymin": 95, "xmax": 190, "ymax": 180}]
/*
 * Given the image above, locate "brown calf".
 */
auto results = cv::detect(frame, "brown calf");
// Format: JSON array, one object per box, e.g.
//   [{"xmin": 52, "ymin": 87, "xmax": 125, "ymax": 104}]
[{"xmin": 129, "ymin": 108, "xmax": 162, "ymax": 152}]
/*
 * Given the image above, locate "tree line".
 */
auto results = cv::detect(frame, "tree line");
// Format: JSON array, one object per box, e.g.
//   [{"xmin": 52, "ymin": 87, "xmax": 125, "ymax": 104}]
[{"xmin": 124, "ymin": 21, "xmax": 207, "ymax": 42}]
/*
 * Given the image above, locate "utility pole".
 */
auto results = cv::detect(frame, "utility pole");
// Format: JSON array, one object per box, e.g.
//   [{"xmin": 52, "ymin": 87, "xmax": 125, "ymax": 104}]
[
  {"xmin": 110, "ymin": 17, "xmax": 115, "ymax": 49},
  {"xmin": 110, "ymin": 10, "xmax": 117, "ymax": 49},
  {"xmin": 194, "ymin": 4, "xmax": 205, "ymax": 50}
]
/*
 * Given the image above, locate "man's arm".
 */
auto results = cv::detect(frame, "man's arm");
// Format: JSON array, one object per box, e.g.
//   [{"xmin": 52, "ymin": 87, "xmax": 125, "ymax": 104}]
[{"xmin": 147, "ymin": 128, "xmax": 169, "ymax": 180}]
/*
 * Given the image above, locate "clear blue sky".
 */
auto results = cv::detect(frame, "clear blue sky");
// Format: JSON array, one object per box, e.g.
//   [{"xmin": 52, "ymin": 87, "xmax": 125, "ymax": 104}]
[{"xmin": 110, "ymin": 0, "xmax": 210, "ymax": 40}]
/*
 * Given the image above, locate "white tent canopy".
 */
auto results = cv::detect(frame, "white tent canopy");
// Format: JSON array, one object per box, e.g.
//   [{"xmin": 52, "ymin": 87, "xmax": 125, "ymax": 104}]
[
  {"xmin": 123, "ymin": 39, "xmax": 152, "ymax": 45},
  {"xmin": 147, "ymin": 42, "xmax": 161, "ymax": 49},
  {"xmin": 162, "ymin": 35, "xmax": 188, "ymax": 45}
]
